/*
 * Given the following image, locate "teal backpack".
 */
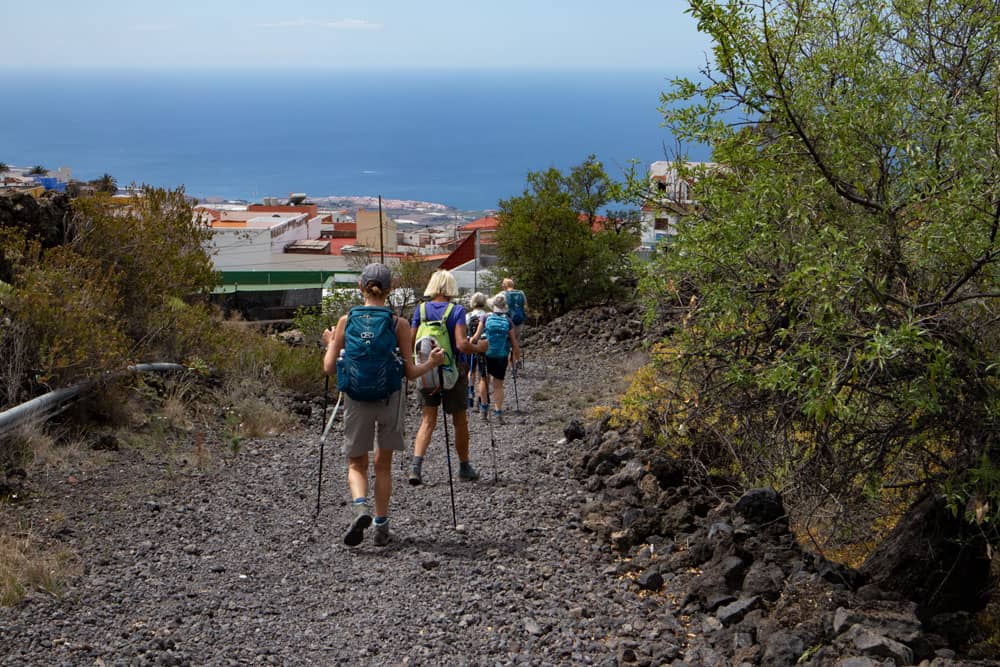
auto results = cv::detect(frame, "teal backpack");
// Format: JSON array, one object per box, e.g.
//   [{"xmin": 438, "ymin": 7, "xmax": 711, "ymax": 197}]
[
  {"xmin": 506, "ymin": 290, "xmax": 526, "ymax": 325},
  {"xmin": 336, "ymin": 306, "xmax": 403, "ymax": 402},
  {"xmin": 414, "ymin": 302, "xmax": 459, "ymax": 393},
  {"xmin": 483, "ymin": 314, "xmax": 511, "ymax": 359}
]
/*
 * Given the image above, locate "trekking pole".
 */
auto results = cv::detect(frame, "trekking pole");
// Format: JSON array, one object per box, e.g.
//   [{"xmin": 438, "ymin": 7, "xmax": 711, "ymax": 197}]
[
  {"xmin": 467, "ymin": 355, "xmax": 476, "ymax": 409},
  {"xmin": 315, "ymin": 391, "xmax": 343, "ymax": 519},
  {"xmin": 321, "ymin": 374, "xmax": 329, "ymax": 435},
  {"xmin": 439, "ymin": 367, "xmax": 458, "ymax": 529},
  {"xmin": 512, "ymin": 361, "xmax": 520, "ymax": 414},
  {"xmin": 484, "ymin": 366, "xmax": 499, "ymax": 484}
]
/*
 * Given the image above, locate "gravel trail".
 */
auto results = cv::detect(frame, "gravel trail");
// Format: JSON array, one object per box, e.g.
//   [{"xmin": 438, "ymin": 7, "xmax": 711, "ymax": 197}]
[{"xmin": 0, "ymin": 338, "xmax": 677, "ymax": 666}]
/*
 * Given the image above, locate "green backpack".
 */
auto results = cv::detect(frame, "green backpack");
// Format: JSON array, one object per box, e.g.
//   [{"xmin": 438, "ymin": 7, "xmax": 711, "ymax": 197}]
[{"xmin": 414, "ymin": 302, "xmax": 459, "ymax": 393}]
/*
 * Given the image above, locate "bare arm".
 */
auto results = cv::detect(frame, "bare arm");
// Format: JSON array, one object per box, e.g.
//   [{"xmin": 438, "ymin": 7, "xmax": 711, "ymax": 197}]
[
  {"xmin": 508, "ymin": 323, "xmax": 521, "ymax": 361},
  {"xmin": 456, "ymin": 321, "xmax": 488, "ymax": 355},
  {"xmin": 470, "ymin": 317, "xmax": 485, "ymax": 343},
  {"xmin": 321, "ymin": 315, "xmax": 349, "ymax": 376},
  {"xmin": 398, "ymin": 318, "xmax": 443, "ymax": 379}
]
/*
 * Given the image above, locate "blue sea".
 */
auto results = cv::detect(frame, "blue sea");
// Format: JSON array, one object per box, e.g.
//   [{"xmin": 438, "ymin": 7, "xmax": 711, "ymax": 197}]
[{"xmin": 0, "ymin": 69, "xmax": 707, "ymax": 211}]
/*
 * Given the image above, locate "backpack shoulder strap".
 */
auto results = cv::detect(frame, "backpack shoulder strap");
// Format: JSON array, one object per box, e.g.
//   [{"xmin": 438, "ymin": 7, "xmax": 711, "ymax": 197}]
[
  {"xmin": 442, "ymin": 302, "xmax": 454, "ymax": 320},
  {"xmin": 419, "ymin": 302, "xmax": 427, "ymax": 322}
]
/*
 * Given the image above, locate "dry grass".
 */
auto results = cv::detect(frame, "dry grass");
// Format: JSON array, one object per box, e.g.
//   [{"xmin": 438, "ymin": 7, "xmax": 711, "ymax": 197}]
[
  {"xmin": 2, "ymin": 421, "xmax": 89, "ymax": 474},
  {"xmin": 228, "ymin": 397, "xmax": 299, "ymax": 439},
  {"xmin": 160, "ymin": 380, "xmax": 196, "ymax": 431},
  {"xmin": 0, "ymin": 527, "xmax": 79, "ymax": 606},
  {"xmin": 26, "ymin": 431, "xmax": 88, "ymax": 472}
]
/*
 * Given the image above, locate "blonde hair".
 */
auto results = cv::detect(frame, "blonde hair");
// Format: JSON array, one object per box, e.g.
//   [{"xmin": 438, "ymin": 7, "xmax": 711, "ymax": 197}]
[
  {"xmin": 424, "ymin": 269, "xmax": 458, "ymax": 298},
  {"xmin": 468, "ymin": 291, "xmax": 487, "ymax": 309},
  {"xmin": 502, "ymin": 277, "xmax": 514, "ymax": 289}
]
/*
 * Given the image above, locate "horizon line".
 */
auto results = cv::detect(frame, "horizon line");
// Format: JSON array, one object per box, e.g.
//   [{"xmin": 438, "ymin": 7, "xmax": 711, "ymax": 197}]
[{"xmin": 0, "ymin": 64, "xmax": 693, "ymax": 74}]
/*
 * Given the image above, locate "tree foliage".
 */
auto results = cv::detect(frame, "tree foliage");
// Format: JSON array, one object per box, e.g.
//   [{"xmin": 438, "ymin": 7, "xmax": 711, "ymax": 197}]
[
  {"xmin": 91, "ymin": 173, "xmax": 117, "ymax": 194},
  {"xmin": 0, "ymin": 187, "xmax": 218, "ymax": 405},
  {"xmin": 496, "ymin": 156, "xmax": 641, "ymax": 319},
  {"xmin": 641, "ymin": 0, "xmax": 1000, "ymax": 535}
]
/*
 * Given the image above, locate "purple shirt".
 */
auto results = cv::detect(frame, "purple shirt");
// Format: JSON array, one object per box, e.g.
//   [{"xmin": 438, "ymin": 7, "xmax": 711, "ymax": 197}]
[{"xmin": 411, "ymin": 300, "xmax": 468, "ymax": 354}]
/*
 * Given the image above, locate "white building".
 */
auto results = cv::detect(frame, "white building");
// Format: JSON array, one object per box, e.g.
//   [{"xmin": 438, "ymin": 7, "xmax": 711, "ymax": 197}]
[
  {"xmin": 203, "ymin": 210, "xmax": 344, "ymax": 271},
  {"xmin": 640, "ymin": 161, "xmax": 718, "ymax": 253}
]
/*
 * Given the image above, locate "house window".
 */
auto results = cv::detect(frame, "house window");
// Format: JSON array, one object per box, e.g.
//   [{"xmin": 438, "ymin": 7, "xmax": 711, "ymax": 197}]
[{"xmin": 654, "ymin": 218, "xmax": 671, "ymax": 231}]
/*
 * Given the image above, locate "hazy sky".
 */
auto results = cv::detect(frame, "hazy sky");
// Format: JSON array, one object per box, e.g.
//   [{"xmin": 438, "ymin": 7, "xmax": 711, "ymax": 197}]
[{"xmin": 1, "ymin": 1, "xmax": 712, "ymax": 70}]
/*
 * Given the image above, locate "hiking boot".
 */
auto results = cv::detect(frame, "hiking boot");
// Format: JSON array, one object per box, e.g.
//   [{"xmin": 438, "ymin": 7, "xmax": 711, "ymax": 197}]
[
  {"xmin": 372, "ymin": 520, "xmax": 390, "ymax": 547},
  {"xmin": 408, "ymin": 465, "xmax": 423, "ymax": 486},
  {"xmin": 479, "ymin": 404, "xmax": 489, "ymax": 421},
  {"xmin": 343, "ymin": 501, "xmax": 372, "ymax": 547},
  {"xmin": 458, "ymin": 461, "xmax": 480, "ymax": 481},
  {"xmin": 492, "ymin": 409, "xmax": 504, "ymax": 425}
]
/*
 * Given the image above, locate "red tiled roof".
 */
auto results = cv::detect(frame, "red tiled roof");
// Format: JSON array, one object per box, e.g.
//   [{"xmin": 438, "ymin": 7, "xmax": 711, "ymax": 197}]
[
  {"xmin": 460, "ymin": 216, "xmax": 499, "ymax": 231},
  {"xmin": 328, "ymin": 238, "xmax": 357, "ymax": 254}
]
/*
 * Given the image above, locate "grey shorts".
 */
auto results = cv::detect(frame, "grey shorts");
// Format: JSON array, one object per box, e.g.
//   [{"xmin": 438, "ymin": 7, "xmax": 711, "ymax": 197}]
[
  {"xmin": 342, "ymin": 390, "xmax": 406, "ymax": 457},
  {"xmin": 418, "ymin": 368, "xmax": 469, "ymax": 415}
]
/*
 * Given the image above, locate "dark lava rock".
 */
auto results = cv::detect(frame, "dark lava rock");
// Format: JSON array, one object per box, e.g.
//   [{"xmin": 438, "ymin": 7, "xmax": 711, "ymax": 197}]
[
  {"xmin": 636, "ymin": 567, "xmax": 664, "ymax": 592},
  {"xmin": 733, "ymin": 488, "xmax": 786, "ymax": 526},
  {"xmin": 564, "ymin": 419, "xmax": 586, "ymax": 442}
]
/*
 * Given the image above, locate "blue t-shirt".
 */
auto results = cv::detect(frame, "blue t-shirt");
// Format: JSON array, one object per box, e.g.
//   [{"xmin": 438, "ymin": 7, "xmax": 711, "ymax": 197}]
[{"xmin": 411, "ymin": 300, "xmax": 468, "ymax": 358}]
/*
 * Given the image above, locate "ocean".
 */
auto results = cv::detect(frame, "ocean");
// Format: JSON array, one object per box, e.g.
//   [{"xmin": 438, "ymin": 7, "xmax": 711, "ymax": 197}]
[{"xmin": 0, "ymin": 69, "xmax": 707, "ymax": 211}]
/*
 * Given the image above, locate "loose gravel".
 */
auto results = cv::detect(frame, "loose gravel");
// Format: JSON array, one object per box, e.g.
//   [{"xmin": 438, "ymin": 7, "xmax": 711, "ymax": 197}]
[{"xmin": 0, "ymin": 337, "xmax": 681, "ymax": 666}]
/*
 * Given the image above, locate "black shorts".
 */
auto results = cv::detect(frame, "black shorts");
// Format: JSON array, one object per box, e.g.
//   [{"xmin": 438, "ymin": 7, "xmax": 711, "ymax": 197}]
[
  {"xmin": 418, "ymin": 364, "xmax": 470, "ymax": 414},
  {"xmin": 485, "ymin": 355, "xmax": 508, "ymax": 380}
]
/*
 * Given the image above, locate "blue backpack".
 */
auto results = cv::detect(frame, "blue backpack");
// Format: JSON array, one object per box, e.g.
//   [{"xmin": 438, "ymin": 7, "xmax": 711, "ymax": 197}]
[
  {"xmin": 484, "ymin": 314, "xmax": 511, "ymax": 359},
  {"xmin": 336, "ymin": 306, "xmax": 403, "ymax": 402},
  {"xmin": 506, "ymin": 290, "xmax": 526, "ymax": 325}
]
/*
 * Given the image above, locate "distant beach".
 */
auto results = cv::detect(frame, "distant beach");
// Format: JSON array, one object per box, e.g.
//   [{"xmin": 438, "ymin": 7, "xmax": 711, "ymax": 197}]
[{"xmin": 0, "ymin": 69, "xmax": 709, "ymax": 210}]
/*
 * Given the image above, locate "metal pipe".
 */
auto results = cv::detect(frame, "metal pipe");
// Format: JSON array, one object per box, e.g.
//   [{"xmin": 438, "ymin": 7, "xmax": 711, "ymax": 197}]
[
  {"xmin": 0, "ymin": 383, "xmax": 92, "ymax": 438},
  {"xmin": 0, "ymin": 363, "xmax": 188, "ymax": 439}
]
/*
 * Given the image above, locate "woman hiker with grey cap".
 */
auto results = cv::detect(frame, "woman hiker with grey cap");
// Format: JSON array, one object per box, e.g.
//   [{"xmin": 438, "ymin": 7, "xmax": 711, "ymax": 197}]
[{"xmin": 322, "ymin": 263, "xmax": 445, "ymax": 547}]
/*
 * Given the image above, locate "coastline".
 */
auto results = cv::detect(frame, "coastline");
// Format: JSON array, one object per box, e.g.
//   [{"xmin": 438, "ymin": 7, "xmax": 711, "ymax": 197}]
[{"xmin": 198, "ymin": 193, "xmax": 495, "ymax": 225}]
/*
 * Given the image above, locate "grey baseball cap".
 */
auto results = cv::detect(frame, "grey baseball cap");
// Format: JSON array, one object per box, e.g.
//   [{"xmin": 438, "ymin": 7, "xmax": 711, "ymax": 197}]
[{"xmin": 360, "ymin": 263, "xmax": 392, "ymax": 290}]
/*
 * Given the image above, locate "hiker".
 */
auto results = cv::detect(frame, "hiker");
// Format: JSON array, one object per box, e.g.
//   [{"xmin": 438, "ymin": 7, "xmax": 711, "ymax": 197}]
[
  {"xmin": 322, "ymin": 263, "xmax": 445, "ymax": 548},
  {"xmin": 478, "ymin": 293, "xmax": 521, "ymax": 424},
  {"xmin": 465, "ymin": 291, "xmax": 489, "ymax": 410},
  {"xmin": 502, "ymin": 277, "xmax": 528, "ymax": 341},
  {"xmin": 408, "ymin": 269, "xmax": 488, "ymax": 486}
]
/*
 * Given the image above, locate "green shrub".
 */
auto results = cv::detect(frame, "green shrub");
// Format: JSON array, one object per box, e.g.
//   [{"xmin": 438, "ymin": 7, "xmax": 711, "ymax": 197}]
[{"xmin": 640, "ymin": 0, "xmax": 1000, "ymax": 542}]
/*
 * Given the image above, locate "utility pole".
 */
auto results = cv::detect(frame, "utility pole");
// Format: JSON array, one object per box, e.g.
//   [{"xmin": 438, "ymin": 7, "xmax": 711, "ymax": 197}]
[
  {"xmin": 378, "ymin": 195, "xmax": 385, "ymax": 263},
  {"xmin": 474, "ymin": 228, "xmax": 480, "ymax": 292}
]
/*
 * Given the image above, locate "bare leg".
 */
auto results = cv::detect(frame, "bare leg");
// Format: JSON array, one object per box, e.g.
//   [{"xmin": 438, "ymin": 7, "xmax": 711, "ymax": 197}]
[
  {"xmin": 347, "ymin": 453, "xmax": 369, "ymax": 500},
  {"xmin": 453, "ymin": 409, "xmax": 471, "ymax": 462},
  {"xmin": 373, "ymin": 449, "xmax": 393, "ymax": 517},
  {"xmin": 478, "ymin": 375, "xmax": 488, "ymax": 407},
  {"xmin": 413, "ymin": 405, "xmax": 438, "ymax": 458},
  {"xmin": 492, "ymin": 378, "xmax": 505, "ymax": 412}
]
